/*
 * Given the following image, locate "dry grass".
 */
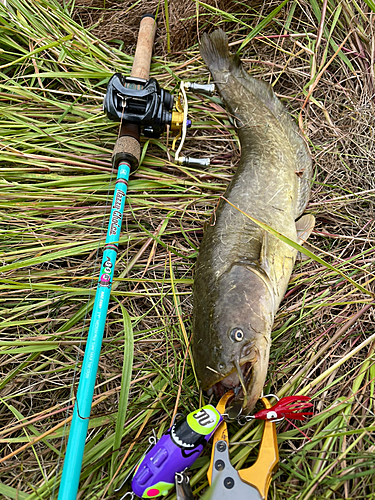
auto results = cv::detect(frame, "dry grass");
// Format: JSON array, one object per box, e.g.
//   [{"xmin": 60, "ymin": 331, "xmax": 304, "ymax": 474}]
[
  {"xmin": 1, "ymin": 0, "xmax": 375, "ymax": 499},
  {"xmin": 64, "ymin": 0, "xmax": 240, "ymax": 52}
]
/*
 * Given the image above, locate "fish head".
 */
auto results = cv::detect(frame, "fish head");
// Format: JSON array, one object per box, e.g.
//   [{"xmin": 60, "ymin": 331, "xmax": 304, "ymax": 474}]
[{"xmin": 192, "ymin": 263, "xmax": 274, "ymax": 413}]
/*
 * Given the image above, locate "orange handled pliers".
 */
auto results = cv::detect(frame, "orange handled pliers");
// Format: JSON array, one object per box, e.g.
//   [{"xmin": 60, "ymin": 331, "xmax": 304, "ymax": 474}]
[{"xmin": 207, "ymin": 391, "xmax": 279, "ymax": 499}]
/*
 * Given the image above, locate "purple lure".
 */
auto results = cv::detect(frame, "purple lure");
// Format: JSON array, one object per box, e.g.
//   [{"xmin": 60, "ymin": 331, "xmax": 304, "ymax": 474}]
[{"xmin": 131, "ymin": 404, "xmax": 222, "ymax": 498}]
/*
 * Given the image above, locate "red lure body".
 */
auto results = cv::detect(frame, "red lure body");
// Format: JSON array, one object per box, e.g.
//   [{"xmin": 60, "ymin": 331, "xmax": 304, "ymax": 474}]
[{"xmin": 254, "ymin": 396, "xmax": 313, "ymax": 421}]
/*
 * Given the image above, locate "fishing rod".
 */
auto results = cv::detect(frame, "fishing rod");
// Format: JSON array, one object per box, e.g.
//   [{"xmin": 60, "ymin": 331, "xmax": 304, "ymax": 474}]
[
  {"xmin": 57, "ymin": 14, "xmax": 213, "ymax": 500},
  {"xmin": 57, "ymin": 15, "xmax": 157, "ymax": 500}
]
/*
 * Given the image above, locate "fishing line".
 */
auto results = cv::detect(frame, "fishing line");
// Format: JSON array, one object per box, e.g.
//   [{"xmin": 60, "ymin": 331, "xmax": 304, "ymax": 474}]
[
  {"xmin": 52, "ymin": 101, "xmax": 122, "ymax": 497},
  {"xmin": 284, "ymin": 417, "xmax": 312, "ymax": 442}
]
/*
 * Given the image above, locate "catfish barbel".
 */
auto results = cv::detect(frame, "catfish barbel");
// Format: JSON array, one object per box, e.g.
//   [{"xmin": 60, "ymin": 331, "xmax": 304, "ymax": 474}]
[{"xmin": 192, "ymin": 30, "xmax": 314, "ymax": 412}]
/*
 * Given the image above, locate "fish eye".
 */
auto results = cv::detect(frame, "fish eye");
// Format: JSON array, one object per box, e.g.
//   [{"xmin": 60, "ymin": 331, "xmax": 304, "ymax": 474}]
[{"xmin": 230, "ymin": 328, "xmax": 244, "ymax": 342}]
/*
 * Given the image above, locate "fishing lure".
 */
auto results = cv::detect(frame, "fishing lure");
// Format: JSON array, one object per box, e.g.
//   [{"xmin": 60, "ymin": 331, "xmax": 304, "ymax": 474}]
[
  {"xmin": 251, "ymin": 395, "xmax": 313, "ymax": 422},
  {"xmin": 131, "ymin": 405, "xmax": 222, "ymax": 498}
]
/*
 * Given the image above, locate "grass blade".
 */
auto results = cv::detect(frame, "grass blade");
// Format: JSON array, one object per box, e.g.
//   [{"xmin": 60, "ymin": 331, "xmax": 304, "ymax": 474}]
[{"xmin": 111, "ymin": 301, "xmax": 134, "ymax": 480}]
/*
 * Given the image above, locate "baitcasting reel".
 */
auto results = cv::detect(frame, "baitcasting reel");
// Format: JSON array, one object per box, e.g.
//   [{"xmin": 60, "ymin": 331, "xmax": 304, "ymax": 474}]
[
  {"xmin": 104, "ymin": 74, "xmax": 175, "ymax": 138},
  {"xmin": 104, "ymin": 74, "xmax": 214, "ymax": 166}
]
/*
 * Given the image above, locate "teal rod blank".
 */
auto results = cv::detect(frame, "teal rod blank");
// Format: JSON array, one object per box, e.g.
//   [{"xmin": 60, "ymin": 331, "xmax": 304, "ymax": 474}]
[{"xmin": 58, "ymin": 161, "xmax": 131, "ymax": 500}]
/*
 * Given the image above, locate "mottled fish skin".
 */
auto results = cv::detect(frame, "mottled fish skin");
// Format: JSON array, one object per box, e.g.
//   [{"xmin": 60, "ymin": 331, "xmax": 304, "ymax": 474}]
[{"xmin": 192, "ymin": 30, "xmax": 313, "ymax": 412}]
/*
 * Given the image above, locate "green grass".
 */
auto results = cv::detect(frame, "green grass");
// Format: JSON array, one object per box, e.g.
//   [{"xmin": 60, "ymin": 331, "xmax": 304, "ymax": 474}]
[{"xmin": 1, "ymin": 0, "xmax": 375, "ymax": 499}]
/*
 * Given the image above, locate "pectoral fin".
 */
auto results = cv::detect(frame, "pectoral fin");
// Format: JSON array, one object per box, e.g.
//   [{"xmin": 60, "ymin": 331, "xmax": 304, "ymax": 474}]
[
  {"xmin": 296, "ymin": 214, "xmax": 315, "ymax": 244},
  {"xmin": 296, "ymin": 214, "xmax": 315, "ymax": 261}
]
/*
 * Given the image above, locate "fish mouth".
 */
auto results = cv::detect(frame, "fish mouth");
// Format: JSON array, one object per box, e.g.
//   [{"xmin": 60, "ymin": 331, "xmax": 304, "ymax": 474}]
[
  {"xmin": 202, "ymin": 343, "xmax": 267, "ymax": 413},
  {"xmin": 206, "ymin": 359, "xmax": 254, "ymax": 402}
]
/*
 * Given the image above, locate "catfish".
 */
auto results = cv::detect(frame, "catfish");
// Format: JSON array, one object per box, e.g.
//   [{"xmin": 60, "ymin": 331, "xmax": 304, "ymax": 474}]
[{"xmin": 192, "ymin": 30, "xmax": 314, "ymax": 412}]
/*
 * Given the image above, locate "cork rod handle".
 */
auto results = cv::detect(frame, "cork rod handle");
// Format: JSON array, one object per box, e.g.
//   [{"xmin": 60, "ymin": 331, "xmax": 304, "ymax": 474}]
[
  {"xmin": 131, "ymin": 14, "xmax": 157, "ymax": 80},
  {"xmin": 113, "ymin": 14, "xmax": 157, "ymax": 172}
]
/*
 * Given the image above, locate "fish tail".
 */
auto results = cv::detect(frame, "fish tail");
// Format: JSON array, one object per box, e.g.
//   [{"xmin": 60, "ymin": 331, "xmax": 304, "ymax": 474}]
[
  {"xmin": 200, "ymin": 29, "xmax": 241, "ymax": 76},
  {"xmin": 201, "ymin": 29, "xmax": 312, "ymax": 219}
]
